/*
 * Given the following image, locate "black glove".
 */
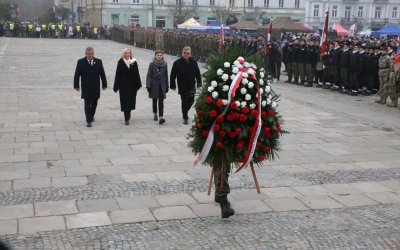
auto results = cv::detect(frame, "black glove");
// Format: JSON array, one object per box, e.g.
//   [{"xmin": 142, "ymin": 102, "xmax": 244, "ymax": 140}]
[
  {"xmin": 113, "ymin": 87, "xmax": 118, "ymax": 93},
  {"xmin": 147, "ymin": 87, "xmax": 151, "ymax": 94}
]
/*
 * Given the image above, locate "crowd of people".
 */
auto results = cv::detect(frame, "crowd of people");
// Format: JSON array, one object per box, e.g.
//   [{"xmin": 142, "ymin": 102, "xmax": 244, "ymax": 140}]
[{"xmin": 0, "ymin": 21, "xmax": 111, "ymax": 39}]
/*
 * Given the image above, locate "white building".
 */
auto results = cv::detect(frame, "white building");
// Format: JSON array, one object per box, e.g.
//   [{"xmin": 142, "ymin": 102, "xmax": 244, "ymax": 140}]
[
  {"xmin": 57, "ymin": 0, "xmax": 306, "ymax": 28},
  {"xmin": 305, "ymin": 0, "xmax": 400, "ymax": 31}
]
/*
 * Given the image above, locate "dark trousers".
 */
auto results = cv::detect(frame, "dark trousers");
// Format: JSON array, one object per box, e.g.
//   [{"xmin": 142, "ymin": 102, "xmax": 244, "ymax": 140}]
[
  {"xmin": 349, "ymin": 71, "xmax": 360, "ymax": 91},
  {"xmin": 152, "ymin": 98, "xmax": 164, "ymax": 117},
  {"xmin": 124, "ymin": 111, "xmax": 131, "ymax": 121},
  {"xmin": 84, "ymin": 98, "xmax": 98, "ymax": 123},
  {"xmin": 181, "ymin": 95, "xmax": 195, "ymax": 120},
  {"xmin": 214, "ymin": 166, "xmax": 231, "ymax": 196}
]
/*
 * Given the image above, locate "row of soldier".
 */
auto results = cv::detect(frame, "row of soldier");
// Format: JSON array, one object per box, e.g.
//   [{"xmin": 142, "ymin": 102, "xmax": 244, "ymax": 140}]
[{"xmin": 0, "ymin": 22, "xmax": 111, "ymax": 40}]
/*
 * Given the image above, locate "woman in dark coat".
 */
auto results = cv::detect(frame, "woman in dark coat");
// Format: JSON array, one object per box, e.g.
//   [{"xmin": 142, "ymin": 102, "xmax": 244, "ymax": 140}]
[
  {"xmin": 113, "ymin": 48, "xmax": 142, "ymax": 125},
  {"xmin": 146, "ymin": 50, "xmax": 168, "ymax": 124}
]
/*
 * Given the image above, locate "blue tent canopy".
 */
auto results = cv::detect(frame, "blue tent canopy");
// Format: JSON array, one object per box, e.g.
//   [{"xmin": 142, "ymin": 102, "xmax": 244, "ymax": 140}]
[
  {"xmin": 208, "ymin": 21, "xmax": 223, "ymax": 27},
  {"xmin": 371, "ymin": 25, "xmax": 400, "ymax": 37}
]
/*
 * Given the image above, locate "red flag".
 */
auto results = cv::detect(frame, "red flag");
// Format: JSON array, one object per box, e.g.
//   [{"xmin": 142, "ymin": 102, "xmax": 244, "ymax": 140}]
[
  {"xmin": 268, "ymin": 22, "xmax": 272, "ymax": 41},
  {"xmin": 320, "ymin": 8, "xmax": 329, "ymax": 61},
  {"xmin": 218, "ymin": 24, "xmax": 224, "ymax": 53}
]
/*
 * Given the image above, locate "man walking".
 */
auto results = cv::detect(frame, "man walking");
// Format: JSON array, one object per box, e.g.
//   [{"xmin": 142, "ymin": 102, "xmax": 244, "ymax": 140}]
[
  {"xmin": 170, "ymin": 46, "xmax": 202, "ymax": 125},
  {"xmin": 74, "ymin": 47, "xmax": 107, "ymax": 127}
]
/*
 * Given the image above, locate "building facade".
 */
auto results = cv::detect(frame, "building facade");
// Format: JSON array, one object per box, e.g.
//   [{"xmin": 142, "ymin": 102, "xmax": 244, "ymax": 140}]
[
  {"xmin": 58, "ymin": 0, "xmax": 306, "ymax": 28},
  {"xmin": 305, "ymin": 0, "xmax": 400, "ymax": 30}
]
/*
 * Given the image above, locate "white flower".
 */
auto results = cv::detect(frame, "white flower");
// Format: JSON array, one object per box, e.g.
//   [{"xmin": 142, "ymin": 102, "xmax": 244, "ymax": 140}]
[
  {"xmin": 250, "ymin": 103, "xmax": 256, "ymax": 109},
  {"xmin": 245, "ymin": 94, "xmax": 251, "ymax": 101},
  {"xmin": 251, "ymin": 63, "xmax": 257, "ymax": 69},
  {"xmin": 247, "ymin": 68, "xmax": 255, "ymax": 75},
  {"xmin": 211, "ymin": 81, "xmax": 218, "ymax": 87},
  {"xmin": 207, "ymin": 86, "xmax": 214, "ymax": 92},
  {"xmin": 217, "ymin": 68, "xmax": 224, "ymax": 76},
  {"xmin": 222, "ymin": 99, "xmax": 228, "ymax": 105},
  {"xmin": 259, "ymin": 88, "xmax": 264, "ymax": 94},
  {"xmin": 248, "ymin": 82, "xmax": 254, "ymax": 89},
  {"xmin": 221, "ymin": 74, "xmax": 229, "ymax": 81},
  {"xmin": 224, "ymin": 62, "xmax": 230, "ymax": 68},
  {"xmin": 212, "ymin": 91, "xmax": 219, "ymax": 99},
  {"xmin": 235, "ymin": 101, "xmax": 240, "ymax": 107},
  {"xmin": 242, "ymin": 78, "xmax": 248, "ymax": 85},
  {"xmin": 267, "ymin": 98, "xmax": 272, "ymax": 105},
  {"xmin": 265, "ymin": 86, "xmax": 271, "ymax": 93},
  {"xmin": 237, "ymin": 56, "xmax": 244, "ymax": 61},
  {"xmin": 230, "ymin": 75, "xmax": 235, "ymax": 80},
  {"xmin": 260, "ymin": 67, "xmax": 265, "ymax": 72},
  {"xmin": 240, "ymin": 101, "xmax": 247, "ymax": 108},
  {"xmin": 259, "ymin": 79, "xmax": 264, "ymax": 86},
  {"xmin": 272, "ymin": 101, "xmax": 277, "ymax": 108},
  {"xmin": 240, "ymin": 88, "xmax": 247, "ymax": 95},
  {"xmin": 233, "ymin": 60, "xmax": 241, "ymax": 67},
  {"xmin": 242, "ymin": 72, "xmax": 248, "ymax": 78},
  {"xmin": 262, "ymin": 101, "xmax": 266, "ymax": 107},
  {"xmin": 232, "ymin": 67, "xmax": 239, "ymax": 74},
  {"xmin": 260, "ymin": 72, "xmax": 265, "ymax": 78},
  {"xmin": 244, "ymin": 62, "xmax": 251, "ymax": 68},
  {"xmin": 222, "ymin": 85, "xmax": 229, "ymax": 91},
  {"xmin": 267, "ymin": 80, "xmax": 271, "ymax": 85}
]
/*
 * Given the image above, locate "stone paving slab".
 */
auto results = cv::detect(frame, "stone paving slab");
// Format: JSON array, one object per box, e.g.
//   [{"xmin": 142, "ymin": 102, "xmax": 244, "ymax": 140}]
[
  {"xmin": 77, "ymin": 198, "xmax": 119, "ymax": 213},
  {"xmin": 18, "ymin": 216, "xmax": 65, "ymax": 234},
  {"xmin": 0, "ymin": 204, "xmax": 33, "ymax": 220},
  {"xmin": 329, "ymin": 194, "xmax": 379, "ymax": 207},
  {"xmin": 116, "ymin": 197, "xmax": 160, "ymax": 210},
  {"xmin": 65, "ymin": 212, "xmax": 112, "ymax": 229},
  {"xmin": 189, "ymin": 203, "xmax": 220, "ymax": 217},
  {"xmin": 350, "ymin": 182, "xmax": 393, "ymax": 193},
  {"xmin": 364, "ymin": 192, "xmax": 400, "ymax": 204},
  {"xmin": 153, "ymin": 206, "xmax": 197, "ymax": 221},
  {"xmin": 155, "ymin": 193, "xmax": 197, "ymax": 207},
  {"xmin": 0, "ymin": 219, "xmax": 17, "ymax": 235},
  {"xmin": 35, "ymin": 200, "xmax": 78, "ymax": 216},
  {"xmin": 110, "ymin": 208, "xmax": 155, "ymax": 224},
  {"xmin": 263, "ymin": 197, "xmax": 309, "ymax": 211},
  {"xmin": 298, "ymin": 195, "xmax": 344, "ymax": 210}
]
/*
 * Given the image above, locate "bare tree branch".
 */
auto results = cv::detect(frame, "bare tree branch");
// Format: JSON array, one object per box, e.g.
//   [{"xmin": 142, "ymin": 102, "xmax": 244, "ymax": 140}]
[{"xmin": 166, "ymin": 0, "xmax": 198, "ymax": 28}]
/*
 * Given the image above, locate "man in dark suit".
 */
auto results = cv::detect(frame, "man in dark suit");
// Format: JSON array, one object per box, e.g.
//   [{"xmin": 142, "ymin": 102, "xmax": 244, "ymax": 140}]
[
  {"xmin": 170, "ymin": 46, "xmax": 202, "ymax": 125},
  {"xmin": 74, "ymin": 47, "xmax": 107, "ymax": 127}
]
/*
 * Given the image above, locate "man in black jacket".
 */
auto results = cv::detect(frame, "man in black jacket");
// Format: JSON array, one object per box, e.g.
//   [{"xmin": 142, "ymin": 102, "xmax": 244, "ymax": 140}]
[
  {"xmin": 170, "ymin": 46, "xmax": 202, "ymax": 125},
  {"xmin": 74, "ymin": 47, "xmax": 107, "ymax": 127}
]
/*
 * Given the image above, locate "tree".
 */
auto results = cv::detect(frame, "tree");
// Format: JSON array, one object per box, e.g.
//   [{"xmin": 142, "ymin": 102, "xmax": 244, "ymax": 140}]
[
  {"xmin": 0, "ymin": 3, "xmax": 12, "ymax": 21},
  {"xmin": 244, "ymin": 7, "xmax": 266, "ymax": 24},
  {"xmin": 167, "ymin": 0, "xmax": 198, "ymax": 28},
  {"xmin": 210, "ymin": 6, "xmax": 235, "ymax": 24}
]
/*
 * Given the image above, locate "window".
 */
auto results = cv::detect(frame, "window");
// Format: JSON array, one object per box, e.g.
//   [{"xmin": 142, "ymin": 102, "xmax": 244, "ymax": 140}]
[
  {"xmin": 192, "ymin": 0, "xmax": 198, "ymax": 5},
  {"xmin": 131, "ymin": 15, "xmax": 139, "ymax": 25},
  {"xmin": 229, "ymin": 0, "xmax": 234, "ymax": 7},
  {"xmin": 313, "ymin": 5, "xmax": 319, "ymax": 17},
  {"xmin": 132, "ymin": 0, "xmax": 139, "ymax": 3},
  {"xmin": 392, "ymin": 7, "xmax": 398, "ymax": 19},
  {"xmin": 294, "ymin": 0, "xmax": 299, "ymax": 9},
  {"xmin": 207, "ymin": 17, "xmax": 216, "ymax": 25},
  {"xmin": 358, "ymin": 6, "xmax": 363, "ymax": 18},
  {"xmin": 264, "ymin": 0, "xmax": 269, "ymax": 7},
  {"xmin": 344, "ymin": 6, "xmax": 351, "ymax": 19},
  {"xmin": 375, "ymin": 7, "xmax": 381, "ymax": 18},
  {"xmin": 279, "ymin": 0, "xmax": 284, "ymax": 8},
  {"xmin": 156, "ymin": 16, "xmax": 165, "ymax": 28},
  {"xmin": 111, "ymin": 14, "xmax": 119, "ymax": 25},
  {"xmin": 158, "ymin": 0, "xmax": 163, "ymax": 4},
  {"xmin": 112, "ymin": 0, "xmax": 118, "ymax": 2},
  {"xmin": 210, "ymin": 0, "xmax": 215, "ymax": 6},
  {"xmin": 332, "ymin": 5, "xmax": 337, "ymax": 18},
  {"xmin": 248, "ymin": 0, "xmax": 253, "ymax": 7}
]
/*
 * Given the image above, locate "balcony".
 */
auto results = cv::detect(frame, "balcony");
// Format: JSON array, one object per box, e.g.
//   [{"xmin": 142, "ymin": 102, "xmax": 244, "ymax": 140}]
[
  {"xmin": 374, "ymin": 0, "xmax": 388, "ymax": 2},
  {"xmin": 340, "ymin": 17, "xmax": 360, "ymax": 25},
  {"xmin": 77, "ymin": 7, "xmax": 86, "ymax": 12},
  {"xmin": 343, "ymin": 0, "xmax": 358, "ymax": 2},
  {"xmin": 370, "ymin": 18, "xmax": 389, "ymax": 29}
]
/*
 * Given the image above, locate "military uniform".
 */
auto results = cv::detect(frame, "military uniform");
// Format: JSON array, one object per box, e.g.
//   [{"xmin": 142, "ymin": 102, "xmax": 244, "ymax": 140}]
[
  {"xmin": 387, "ymin": 59, "xmax": 400, "ymax": 107},
  {"xmin": 376, "ymin": 53, "xmax": 392, "ymax": 104}
]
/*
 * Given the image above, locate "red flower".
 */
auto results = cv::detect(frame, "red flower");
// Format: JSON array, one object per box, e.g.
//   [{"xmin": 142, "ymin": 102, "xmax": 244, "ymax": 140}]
[
  {"xmin": 251, "ymin": 110, "xmax": 259, "ymax": 117},
  {"xmin": 213, "ymin": 124, "xmax": 221, "ymax": 131},
  {"xmin": 264, "ymin": 127, "xmax": 271, "ymax": 138},
  {"xmin": 229, "ymin": 132, "xmax": 236, "ymax": 138},
  {"xmin": 256, "ymin": 142, "xmax": 262, "ymax": 149},
  {"xmin": 210, "ymin": 110, "xmax": 218, "ymax": 117},
  {"xmin": 236, "ymin": 157, "xmax": 243, "ymax": 163},
  {"xmin": 275, "ymin": 127, "xmax": 281, "ymax": 134},
  {"xmin": 196, "ymin": 123, "xmax": 202, "ymax": 129},
  {"xmin": 242, "ymin": 107, "xmax": 250, "ymax": 114},
  {"xmin": 216, "ymin": 115, "xmax": 224, "ymax": 123},
  {"xmin": 261, "ymin": 111, "xmax": 268, "ymax": 118},
  {"xmin": 239, "ymin": 114, "xmax": 247, "ymax": 122},
  {"xmin": 197, "ymin": 110, "xmax": 204, "ymax": 117},
  {"xmin": 230, "ymin": 102, "xmax": 238, "ymax": 109},
  {"xmin": 206, "ymin": 97, "xmax": 213, "ymax": 104},
  {"xmin": 268, "ymin": 110, "xmax": 275, "ymax": 117},
  {"xmin": 202, "ymin": 130, "xmax": 209, "ymax": 137},
  {"xmin": 258, "ymin": 155, "xmax": 266, "ymax": 161},
  {"xmin": 216, "ymin": 99, "xmax": 223, "ymax": 108},
  {"xmin": 235, "ymin": 128, "xmax": 242, "ymax": 135},
  {"xmin": 233, "ymin": 113, "xmax": 240, "ymax": 120},
  {"xmin": 263, "ymin": 146, "xmax": 271, "ymax": 152},
  {"xmin": 227, "ymin": 114, "xmax": 234, "ymax": 121},
  {"xmin": 236, "ymin": 142, "xmax": 244, "ymax": 150},
  {"xmin": 215, "ymin": 141, "xmax": 224, "ymax": 149},
  {"xmin": 218, "ymin": 130, "xmax": 226, "ymax": 137}
]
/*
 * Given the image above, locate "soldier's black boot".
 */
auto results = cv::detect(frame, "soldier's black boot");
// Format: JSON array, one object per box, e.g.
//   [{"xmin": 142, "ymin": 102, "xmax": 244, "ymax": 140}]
[
  {"xmin": 220, "ymin": 195, "xmax": 234, "ymax": 218},
  {"xmin": 215, "ymin": 194, "xmax": 230, "ymax": 207}
]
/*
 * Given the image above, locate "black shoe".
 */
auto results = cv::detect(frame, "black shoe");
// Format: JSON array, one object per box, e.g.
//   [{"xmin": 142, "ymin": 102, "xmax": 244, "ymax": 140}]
[
  {"xmin": 304, "ymin": 82, "xmax": 313, "ymax": 87},
  {"xmin": 215, "ymin": 194, "xmax": 231, "ymax": 206},
  {"xmin": 159, "ymin": 118, "xmax": 165, "ymax": 124},
  {"xmin": 125, "ymin": 120, "xmax": 129, "ymax": 125},
  {"xmin": 362, "ymin": 90, "xmax": 372, "ymax": 96},
  {"xmin": 86, "ymin": 122, "xmax": 92, "ymax": 127},
  {"xmin": 183, "ymin": 118, "xmax": 188, "ymax": 125},
  {"xmin": 219, "ymin": 195, "xmax": 234, "ymax": 218},
  {"xmin": 92, "ymin": 118, "xmax": 95, "ymax": 122},
  {"xmin": 153, "ymin": 114, "xmax": 158, "ymax": 121},
  {"xmin": 284, "ymin": 80, "xmax": 291, "ymax": 83}
]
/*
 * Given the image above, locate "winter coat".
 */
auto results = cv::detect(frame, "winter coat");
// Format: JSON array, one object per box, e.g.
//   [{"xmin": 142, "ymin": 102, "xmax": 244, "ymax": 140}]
[
  {"xmin": 170, "ymin": 57, "xmax": 201, "ymax": 96},
  {"xmin": 113, "ymin": 58, "xmax": 142, "ymax": 111},
  {"xmin": 146, "ymin": 59, "xmax": 168, "ymax": 99},
  {"xmin": 74, "ymin": 57, "xmax": 107, "ymax": 99}
]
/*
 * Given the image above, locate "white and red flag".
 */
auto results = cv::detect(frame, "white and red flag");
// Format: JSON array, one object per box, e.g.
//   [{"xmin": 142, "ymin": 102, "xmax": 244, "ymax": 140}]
[
  {"xmin": 268, "ymin": 22, "xmax": 272, "ymax": 41},
  {"xmin": 218, "ymin": 24, "xmax": 224, "ymax": 53},
  {"xmin": 320, "ymin": 8, "xmax": 329, "ymax": 60}
]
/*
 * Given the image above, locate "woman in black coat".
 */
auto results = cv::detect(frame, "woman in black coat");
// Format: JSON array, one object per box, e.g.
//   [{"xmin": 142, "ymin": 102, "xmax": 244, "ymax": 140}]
[
  {"xmin": 146, "ymin": 50, "xmax": 168, "ymax": 124},
  {"xmin": 113, "ymin": 48, "xmax": 142, "ymax": 125}
]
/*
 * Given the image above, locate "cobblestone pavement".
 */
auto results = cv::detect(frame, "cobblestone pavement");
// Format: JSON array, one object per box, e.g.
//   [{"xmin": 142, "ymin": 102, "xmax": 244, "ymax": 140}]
[{"xmin": 0, "ymin": 37, "xmax": 400, "ymax": 249}]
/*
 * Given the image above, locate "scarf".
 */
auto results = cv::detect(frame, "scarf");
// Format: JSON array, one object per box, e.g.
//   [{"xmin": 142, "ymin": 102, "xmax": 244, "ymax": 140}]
[
  {"xmin": 123, "ymin": 58, "xmax": 136, "ymax": 68},
  {"xmin": 152, "ymin": 58, "xmax": 166, "ymax": 67}
]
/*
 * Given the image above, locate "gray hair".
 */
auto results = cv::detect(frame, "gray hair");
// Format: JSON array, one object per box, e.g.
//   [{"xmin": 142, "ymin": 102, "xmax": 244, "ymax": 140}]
[
  {"xmin": 182, "ymin": 46, "xmax": 191, "ymax": 53},
  {"xmin": 85, "ymin": 47, "xmax": 94, "ymax": 53}
]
